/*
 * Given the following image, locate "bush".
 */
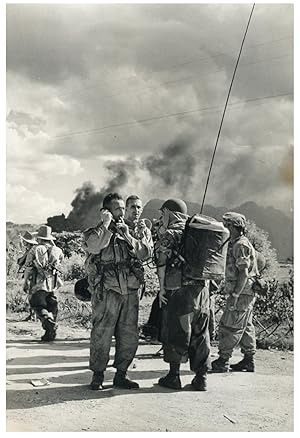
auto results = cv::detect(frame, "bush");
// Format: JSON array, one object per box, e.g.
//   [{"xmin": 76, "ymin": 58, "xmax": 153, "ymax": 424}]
[
  {"xmin": 255, "ymin": 268, "xmax": 293, "ymax": 325},
  {"xmin": 53, "ymin": 231, "xmax": 85, "ymax": 258},
  {"xmin": 60, "ymin": 253, "xmax": 86, "ymax": 281},
  {"xmin": 246, "ymin": 220, "xmax": 280, "ymax": 279},
  {"xmin": 6, "ymin": 280, "xmax": 30, "ymax": 313}
]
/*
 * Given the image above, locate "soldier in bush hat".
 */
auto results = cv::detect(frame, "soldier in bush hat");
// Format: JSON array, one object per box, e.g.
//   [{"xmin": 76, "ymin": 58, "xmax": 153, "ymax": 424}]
[
  {"xmin": 29, "ymin": 225, "xmax": 64, "ymax": 342},
  {"xmin": 17, "ymin": 231, "xmax": 38, "ymax": 321},
  {"xmin": 155, "ymin": 198, "xmax": 211, "ymax": 391},
  {"xmin": 212, "ymin": 211, "xmax": 259, "ymax": 372}
]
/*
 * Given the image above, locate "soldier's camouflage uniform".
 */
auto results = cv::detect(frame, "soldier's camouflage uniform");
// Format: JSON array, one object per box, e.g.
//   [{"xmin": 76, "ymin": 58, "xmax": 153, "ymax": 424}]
[
  {"xmin": 157, "ymin": 227, "xmax": 211, "ymax": 375},
  {"xmin": 29, "ymin": 244, "xmax": 64, "ymax": 329},
  {"xmin": 84, "ymin": 223, "xmax": 152, "ymax": 373},
  {"xmin": 218, "ymin": 235, "xmax": 258, "ymax": 360}
]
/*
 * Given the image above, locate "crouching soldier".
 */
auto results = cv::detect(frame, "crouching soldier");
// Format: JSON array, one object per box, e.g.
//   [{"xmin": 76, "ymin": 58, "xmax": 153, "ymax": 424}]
[
  {"xmin": 212, "ymin": 212, "xmax": 258, "ymax": 372},
  {"xmin": 29, "ymin": 225, "xmax": 64, "ymax": 342},
  {"xmin": 83, "ymin": 193, "xmax": 152, "ymax": 391}
]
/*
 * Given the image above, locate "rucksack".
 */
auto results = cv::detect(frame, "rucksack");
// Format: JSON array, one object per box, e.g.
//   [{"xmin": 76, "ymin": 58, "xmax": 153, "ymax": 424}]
[
  {"xmin": 252, "ymin": 250, "xmax": 270, "ymax": 296},
  {"xmin": 175, "ymin": 214, "xmax": 230, "ymax": 281}
]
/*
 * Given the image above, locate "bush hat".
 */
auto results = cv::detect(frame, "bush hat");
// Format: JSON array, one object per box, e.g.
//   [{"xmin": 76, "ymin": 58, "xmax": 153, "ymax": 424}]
[
  {"xmin": 36, "ymin": 225, "xmax": 56, "ymax": 241},
  {"xmin": 20, "ymin": 230, "xmax": 38, "ymax": 245}
]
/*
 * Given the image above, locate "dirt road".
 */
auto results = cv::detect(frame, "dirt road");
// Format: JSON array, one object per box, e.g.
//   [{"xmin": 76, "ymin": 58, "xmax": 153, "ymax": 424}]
[{"xmin": 6, "ymin": 317, "xmax": 293, "ymax": 432}]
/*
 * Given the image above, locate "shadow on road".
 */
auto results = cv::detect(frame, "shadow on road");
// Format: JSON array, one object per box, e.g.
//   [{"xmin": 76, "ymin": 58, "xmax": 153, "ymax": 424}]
[
  {"xmin": 7, "ymin": 380, "xmax": 199, "ymax": 410},
  {"xmin": 6, "ymin": 365, "xmax": 88, "ymax": 376},
  {"xmin": 8, "ymin": 355, "xmax": 90, "ymax": 366}
]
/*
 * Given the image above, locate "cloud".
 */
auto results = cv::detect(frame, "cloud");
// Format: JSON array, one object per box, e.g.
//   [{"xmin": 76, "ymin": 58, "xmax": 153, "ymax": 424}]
[
  {"xmin": 6, "ymin": 125, "xmax": 83, "ymax": 195},
  {"xmin": 6, "ymin": 4, "xmax": 293, "ymax": 221},
  {"xmin": 6, "ymin": 184, "xmax": 68, "ymax": 224},
  {"xmin": 6, "ymin": 109, "xmax": 46, "ymax": 137}
]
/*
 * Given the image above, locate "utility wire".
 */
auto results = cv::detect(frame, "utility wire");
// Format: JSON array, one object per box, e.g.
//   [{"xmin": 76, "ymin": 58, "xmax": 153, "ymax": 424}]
[
  {"xmin": 55, "ymin": 34, "xmax": 292, "ymax": 100},
  {"xmin": 200, "ymin": 3, "xmax": 256, "ymax": 213},
  {"xmin": 52, "ymin": 91, "xmax": 292, "ymax": 140},
  {"xmin": 59, "ymin": 52, "xmax": 292, "ymax": 105}
]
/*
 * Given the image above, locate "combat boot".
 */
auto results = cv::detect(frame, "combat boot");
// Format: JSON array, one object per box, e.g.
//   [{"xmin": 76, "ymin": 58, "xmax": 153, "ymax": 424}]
[
  {"xmin": 41, "ymin": 318, "xmax": 57, "ymax": 342},
  {"xmin": 113, "ymin": 371, "xmax": 139, "ymax": 389},
  {"xmin": 158, "ymin": 372, "xmax": 182, "ymax": 390},
  {"xmin": 191, "ymin": 373, "xmax": 207, "ymax": 391},
  {"xmin": 211, "ymin": 356, "xmax": 230, "ymax": 372},
  {"xmin": 90, "ymin": 371, "xmax": 104, "ymax": 390},
  {"xmin": 41, "ymin": 330, "xmax": 52, "ymax": 342},
  {"xmin": 230, "ymin": 355, "xmax": 255, "ymax": 372}
]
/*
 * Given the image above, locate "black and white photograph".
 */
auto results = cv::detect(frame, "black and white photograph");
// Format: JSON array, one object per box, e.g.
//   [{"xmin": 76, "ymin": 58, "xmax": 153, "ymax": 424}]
[{"xmin": 6, "ymin": 1, "xmax": 294, "ymax": 433}]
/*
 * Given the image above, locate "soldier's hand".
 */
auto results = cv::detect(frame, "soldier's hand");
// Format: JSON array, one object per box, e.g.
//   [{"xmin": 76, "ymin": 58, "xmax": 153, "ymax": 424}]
[
  {"xmin": 99, "ymin": 209, "xmax": 113, "ymax": 228},
  {"xmin": 137, "ymin": 220, "xmax": 147, "ymax": 236},
  {"xmin": 114, "ymin": 217, "xmax": 129, "ymax": 236},
  {"xmin": 159, "ymin": 288, "xmax": 168, "ymax": 307}
]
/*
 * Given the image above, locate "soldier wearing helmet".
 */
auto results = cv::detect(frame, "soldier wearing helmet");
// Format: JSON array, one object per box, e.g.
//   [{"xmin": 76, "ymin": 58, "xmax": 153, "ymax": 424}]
[
  {"xmin": 212, "ymin": 211, "xmax": 259, "ymax": 373},
  {"xmin": 155, "ymin": 198, "xmax": 210, "ymax": 392}
]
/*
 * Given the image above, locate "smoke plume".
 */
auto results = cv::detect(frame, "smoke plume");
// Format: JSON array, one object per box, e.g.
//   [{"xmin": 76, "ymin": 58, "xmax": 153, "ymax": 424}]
[
  {"xmin": 143, "ymin": 137, "xmax": 196, "ymax": 197},
  {"xmin": 47, "ymin": 136, "xmax": 198, "ymax": 230}
]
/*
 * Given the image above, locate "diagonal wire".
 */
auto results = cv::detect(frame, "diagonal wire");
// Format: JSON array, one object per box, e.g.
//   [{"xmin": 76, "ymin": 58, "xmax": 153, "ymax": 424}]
[{"xmin": 200, "ymin": 3, "xmax": 256, "ymax": 213}]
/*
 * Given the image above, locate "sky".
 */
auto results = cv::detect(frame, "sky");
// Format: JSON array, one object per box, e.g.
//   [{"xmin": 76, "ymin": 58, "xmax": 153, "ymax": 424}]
[{"xmin": 6, "ymin": 2, "xmax": 294, "ymax": 224}]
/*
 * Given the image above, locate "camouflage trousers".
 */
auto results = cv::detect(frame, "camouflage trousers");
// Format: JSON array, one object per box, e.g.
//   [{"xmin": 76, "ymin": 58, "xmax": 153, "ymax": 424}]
[
  {"xmin": 161, "ymin": 284, "xmax": 210, "ymax": 374},
  {"xmin": 90, "ymin": 289, "xmax": 139, "ymax": 373},
  {"xmin": 218, "ymin": 294, "xmax": 256, "ymax": 360},
  {"xmin": 29, "ymin": 290, "xmax": 58, "ymax": 328}
]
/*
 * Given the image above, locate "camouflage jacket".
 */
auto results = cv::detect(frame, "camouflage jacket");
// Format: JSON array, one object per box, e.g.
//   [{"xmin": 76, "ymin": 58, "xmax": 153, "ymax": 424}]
[
  {"xmin": 83, "ymin": 223, "xmax": 152, "ymax": 296},
  {"xmin": 224, "ymin": 235, "xmax": 258, "ymax": 296}
]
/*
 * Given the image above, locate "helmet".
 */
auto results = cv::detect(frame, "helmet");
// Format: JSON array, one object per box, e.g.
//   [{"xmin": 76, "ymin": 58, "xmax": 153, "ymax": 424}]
[
  {"xmin": 74, "ymin": 278, "xmax": 91, "ymax": 302},
  {"xmin": 159, "ymin": 198, "xmax": 187, "ymax": 214},
  {"xmin": 222, "ymin": 212, "xmax": 246, "ymax": 229}
]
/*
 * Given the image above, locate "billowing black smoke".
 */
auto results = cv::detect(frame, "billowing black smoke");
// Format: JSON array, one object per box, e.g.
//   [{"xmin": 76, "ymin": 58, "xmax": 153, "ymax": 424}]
[
  {"xmin": 143, "ymin": 137, "xmax": 196, "ymax": 196},
  {"xmin": 47, "ymin": 137, "xmax": 196, "ymax": 231}
]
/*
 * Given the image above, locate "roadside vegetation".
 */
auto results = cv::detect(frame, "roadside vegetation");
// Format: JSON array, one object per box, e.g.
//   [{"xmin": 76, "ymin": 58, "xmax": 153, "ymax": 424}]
[{"xmin": 6, "ymin": 221, "xmax": 293, "ymax": 350}]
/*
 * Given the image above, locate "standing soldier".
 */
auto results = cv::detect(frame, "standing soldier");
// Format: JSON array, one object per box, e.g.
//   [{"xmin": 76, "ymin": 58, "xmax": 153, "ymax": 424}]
[
  {"xmin": 125, "ymin": 195, "xmax": 153, "ymax": 296},
  {"xmin": 83, "ymin": 193, "xmax": 152, "ymax": 391},
  {"xmin": 212, "ymin": 212, "xmax": 258, "ymax": 372},
  {"xmin": 155, "ymin": 199, "xmax": 211, "ymax": 391},
  {"xmin": 29, "ymin": 225, "xmax": 64, "ymax": 342},
  {"xmin": 17, "ymin": 231, "xmax": 38, "ymax": 321}
]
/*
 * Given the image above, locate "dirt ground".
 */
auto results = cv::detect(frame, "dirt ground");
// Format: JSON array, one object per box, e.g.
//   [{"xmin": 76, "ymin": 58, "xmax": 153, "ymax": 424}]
[{"xmin": 6, "ymin": 315, "xmax": 293, "ymax": 432}]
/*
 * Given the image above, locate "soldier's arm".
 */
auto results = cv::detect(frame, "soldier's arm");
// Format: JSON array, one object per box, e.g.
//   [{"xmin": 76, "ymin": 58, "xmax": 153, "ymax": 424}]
[
  {"xmin": 232, "ymin": 243, "xmax": 251, "ymax": 299},
  {"xmin": 156, "ymin": 251, "xmax": 168, "ymax": 307},
  {"xmin": 134, "ymin": 227, "xmax": 153, "ymax": 261},
  {"xmin": 83, "ymin": 226, "xmax": 113, "ymax": 255},
  {"xmin": 155, "ymin": 231, "xmax": 175, "ymax": 306},
  {"xmin": 233, "ymin": 267, "xmax": 249, "ymax": 297}
]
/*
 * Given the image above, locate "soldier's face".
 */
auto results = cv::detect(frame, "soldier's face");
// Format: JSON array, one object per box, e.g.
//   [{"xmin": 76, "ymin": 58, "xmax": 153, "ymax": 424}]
[
  {"xmin": 125, "ymin": 199, "xmax": 143, "ymax": 221},
  {"xmin": 109, "ymin": 199, "xmax": 125, "ymax": 222}
]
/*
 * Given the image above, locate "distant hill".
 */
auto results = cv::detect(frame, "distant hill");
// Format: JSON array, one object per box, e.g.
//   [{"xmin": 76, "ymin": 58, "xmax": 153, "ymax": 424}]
[
  {"xmin": 142, "ymin": 199, "xmax": 293, "ymax": 261},
  {"xmin": 7, "ymin": 199, "xmax": 293, "ymax": 261}
]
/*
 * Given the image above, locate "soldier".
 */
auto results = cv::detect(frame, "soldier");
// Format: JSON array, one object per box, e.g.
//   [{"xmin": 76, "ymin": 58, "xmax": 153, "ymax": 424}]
[
  {"xmin": 83, "ymin": 193, "xmax": 152, "ymax": 390},
  {"xmin": 212, "ymin": 212, "xmax": 259, "ymax": 372},
  {"xmin": 29, "ymin": 225, "xmax": 64, "ymax": 342},
  {"xmin": 17, "ymin": 231, "xmax": 38, "ymax": 321},
  {"xmin": 155, "ymin": 199, "xmax": 210, "ymax": 391},
  {"xmin": 125, "ymin": 195, "xmax": 153, "ymax": 297}
]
